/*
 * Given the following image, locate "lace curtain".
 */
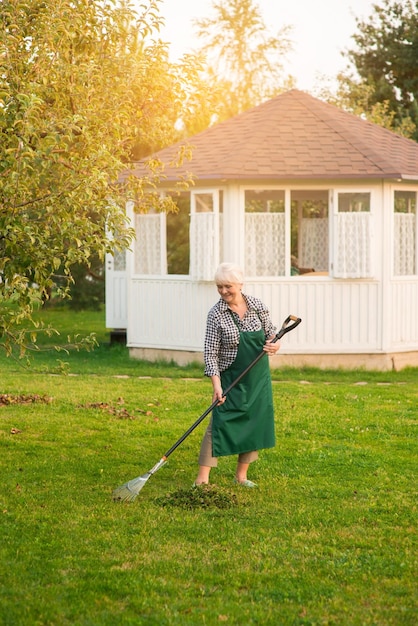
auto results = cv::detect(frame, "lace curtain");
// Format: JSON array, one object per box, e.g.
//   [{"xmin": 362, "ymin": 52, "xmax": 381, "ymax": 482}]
[
  {"xmin": 245, "ymin": 213, "xmax": 285, "ymax": 276},
  {"xmin": 334, "ymin": 212, "xmax": 372, "ymax": 278},
  {"xmin": 394, "ymin": 213, "xmax": 416, "ymax": 275},
  {"xmin": 134, "ymin": 214, "xmax": 165, "ymax": 274},
  {"xmin": 113, "ymin": 248, "xmax": 126, "ymax": 272},
  {"xmin": 189, "ymin": 213, "xmax": 222, "ymax": 280},
  {"xmin": 299, "ymin": 218, "xmax": 329, "ymax": 271}
]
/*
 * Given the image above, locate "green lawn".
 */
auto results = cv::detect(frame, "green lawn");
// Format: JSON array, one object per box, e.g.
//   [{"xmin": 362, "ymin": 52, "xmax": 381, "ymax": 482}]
[{"xmin": 0, "ymin": 309, "xmax": 417, "ymax": 625}]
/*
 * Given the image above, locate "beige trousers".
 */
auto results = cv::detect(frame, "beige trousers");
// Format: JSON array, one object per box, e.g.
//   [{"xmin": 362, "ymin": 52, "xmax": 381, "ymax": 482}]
[{"xmin": 198, "ymin": 418, "xmax": 259, "ymax": 467}]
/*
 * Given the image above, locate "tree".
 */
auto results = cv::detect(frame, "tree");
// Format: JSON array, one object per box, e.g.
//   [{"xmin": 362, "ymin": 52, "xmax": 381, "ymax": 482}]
[
  {"xmin": 193, "ymin": 0, "xmax": 294, "ymax": 121},
  {"xmin": 0, "ymin": 0, "xmax": 192, "ymax": 356},
  {"xmin": 129, "ymin": 49, "xmax": 212, "ymax": 159},
  {"xmin": 337, "ymin": 0, "xmax": 418, "ymax": 140},
  {"xmin": 62, "ymin": 253, "xmax": 105, "ymax": 312},
  {"xmin": 171, "ymin": 53, "xmax": 229, "ymax": 139}
]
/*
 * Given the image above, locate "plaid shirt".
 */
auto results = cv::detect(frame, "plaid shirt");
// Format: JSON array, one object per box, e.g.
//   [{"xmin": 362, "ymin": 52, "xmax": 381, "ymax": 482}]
[{"xmin": 204, "ymin": 293, "xmax": 277, "ymax": 377}]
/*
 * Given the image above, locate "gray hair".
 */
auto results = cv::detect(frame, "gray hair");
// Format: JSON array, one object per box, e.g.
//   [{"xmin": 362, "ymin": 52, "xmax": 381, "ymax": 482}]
[{"xmin": 214, "ymin": 262, "xmax": 244, "ymax": 285}]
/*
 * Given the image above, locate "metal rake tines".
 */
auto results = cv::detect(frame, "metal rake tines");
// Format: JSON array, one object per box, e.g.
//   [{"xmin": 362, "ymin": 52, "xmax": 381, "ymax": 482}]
[{"xmin": 112, "ymin": 473, "xmax": 150, "ymax": 502}]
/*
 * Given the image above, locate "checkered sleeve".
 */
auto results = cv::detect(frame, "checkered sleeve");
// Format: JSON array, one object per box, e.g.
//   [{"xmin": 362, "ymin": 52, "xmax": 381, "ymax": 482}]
[{"xmin": 203, "ymin": 308, "xmax": 222, "ymax": 377}]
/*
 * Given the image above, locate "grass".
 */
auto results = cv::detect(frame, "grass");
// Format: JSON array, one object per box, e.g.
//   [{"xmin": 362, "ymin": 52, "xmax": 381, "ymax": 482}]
[{"xmin": 0, "ymin": 308, "xmax": 417, "ymax": 625}]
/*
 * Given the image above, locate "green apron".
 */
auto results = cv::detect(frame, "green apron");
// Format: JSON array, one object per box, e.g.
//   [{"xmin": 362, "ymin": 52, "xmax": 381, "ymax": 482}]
[{"xmin": 212, "ymin": 323, "xmax": 276, "ymax": 457}]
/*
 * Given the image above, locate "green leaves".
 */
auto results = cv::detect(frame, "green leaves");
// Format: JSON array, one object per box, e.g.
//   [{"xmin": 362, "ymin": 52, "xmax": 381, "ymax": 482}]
[
  {"xmin": 0, "ymin": 0, "xmax": 183, "ymax": 355},
  {"xmin": 340, "ymin": 0, "xmax": 418, "ymax": 140}
]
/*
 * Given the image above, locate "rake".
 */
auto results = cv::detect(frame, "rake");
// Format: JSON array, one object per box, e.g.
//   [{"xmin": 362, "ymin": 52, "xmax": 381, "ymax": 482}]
[{"xmin": 112, "ymin": 314, "xmax": 302, "ymax": 502}]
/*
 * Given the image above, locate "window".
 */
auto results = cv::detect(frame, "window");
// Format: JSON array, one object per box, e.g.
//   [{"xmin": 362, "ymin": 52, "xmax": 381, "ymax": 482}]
[
  {"xmin": 134, "ymin": 190, "xmax": 224, "ymax": 277},
  {"xmin": 334, "ymin": 192, "xmax": 373, "ymax": 278},
  {"xmin": 134, "ymin": 205, "xmax": 166, "ymax": 275},
  {"xmin": 291, "ymin": 190, "xmax": 329, "ymax": 275},
  {"xmin": 113, "ymin": 248, "xmax": 126, "ymax": 272},
  {"xmin": 166, "ymin": 192, "xmax": 190, "ymax": 275},
  {"xmin": 394, "ymin": 190, "xmax": 416, "ymax": 276},
  {"xmin": 189, "ymin": 191, "xmax": 223, "ymax": 280},
  {"xmin": 338, "ymin": 192, "xmax": 370, "ymax": 213},
  {"xmin": 245, "ymin": 189, "xmax": 285, "ymax": 276},
  {"xmin": 244, "ymin": 189, "xmax": 329, "ymax": 277}
]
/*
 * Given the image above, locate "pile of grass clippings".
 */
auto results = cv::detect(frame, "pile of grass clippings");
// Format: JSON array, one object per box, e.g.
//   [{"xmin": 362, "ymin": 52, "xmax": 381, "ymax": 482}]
[{"xmin": 156, "ymin": 485, "xmax": 240, "ymax": 510}]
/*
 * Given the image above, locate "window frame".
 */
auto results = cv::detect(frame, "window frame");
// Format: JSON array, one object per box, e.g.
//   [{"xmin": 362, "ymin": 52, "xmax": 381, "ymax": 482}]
[{"xmin": 392, "ymin": 187, "xmax": 418, "ymax": 277}]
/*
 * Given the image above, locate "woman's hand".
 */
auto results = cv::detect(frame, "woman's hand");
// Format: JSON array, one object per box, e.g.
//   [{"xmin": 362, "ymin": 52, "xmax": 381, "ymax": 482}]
[
  {"xmin": 263, "ymin": 338, "xmax": 281, "ymax": 356},
  {"xmin": 213, "ymin": 390, "xmax": 226, "ymax": 405},
  {"xmin": 211, "ymin": 375, "xmax": 226, "ymax": 405}
]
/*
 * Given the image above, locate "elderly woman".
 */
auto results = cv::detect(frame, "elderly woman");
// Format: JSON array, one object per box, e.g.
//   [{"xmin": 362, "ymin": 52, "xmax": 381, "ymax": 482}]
[{"xmin": 194, "ymin": 262, "xmax": 281, "ymax": 487}]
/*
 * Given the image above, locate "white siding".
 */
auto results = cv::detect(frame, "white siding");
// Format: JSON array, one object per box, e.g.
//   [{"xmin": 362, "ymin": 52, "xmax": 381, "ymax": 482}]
[
  {"xmin": 127, "ymin": 277, "xmax": 390, "ymax": 354},
  {"xmin": 390, "ymin": 280, "xmax": 418, "ymax": 347},
  {"xmin": 128, "ymin": 279, "xmax": 214, "ymax": 350}
]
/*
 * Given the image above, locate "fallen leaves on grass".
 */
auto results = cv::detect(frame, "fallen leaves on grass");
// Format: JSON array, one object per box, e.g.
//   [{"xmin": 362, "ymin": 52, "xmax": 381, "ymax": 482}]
[
  {"xmin": 80, "ymin": 397, "xmax": 163, "ymax": 420},
  {"xmin": 156, "ymin": 485, "xmax": 239, "ymax": 510},
  {"xmin": 0, "ymin": 393, "xmax": 52, "ymax": 406},
  {"xmin": 80, "ymin": 401, "xmax": 136, "ymax": 420}
]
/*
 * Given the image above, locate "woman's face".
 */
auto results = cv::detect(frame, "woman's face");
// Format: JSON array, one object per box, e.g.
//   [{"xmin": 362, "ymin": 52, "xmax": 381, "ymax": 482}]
[{"xmin": 217, "ymin": 281, "xmax": 242, "ymax": 304}]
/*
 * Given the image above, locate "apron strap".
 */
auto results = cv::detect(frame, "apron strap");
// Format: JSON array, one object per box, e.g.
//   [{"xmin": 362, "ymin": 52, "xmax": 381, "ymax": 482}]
[{"xmin": 228, "ymin": 308, "xmax": 264, "ymax": 336}]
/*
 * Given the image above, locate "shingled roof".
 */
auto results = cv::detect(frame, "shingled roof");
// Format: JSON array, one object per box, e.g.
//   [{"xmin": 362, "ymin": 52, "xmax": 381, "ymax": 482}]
[{"xmin": 129, "ymin": 89, "xmax": 418, "ymax": 183}]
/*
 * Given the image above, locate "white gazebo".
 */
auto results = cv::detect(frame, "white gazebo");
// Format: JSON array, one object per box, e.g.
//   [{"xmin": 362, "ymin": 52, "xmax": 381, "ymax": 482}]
[{"xmin": 106, "ymin": 90, "xmax": 418, "ymax": 370}]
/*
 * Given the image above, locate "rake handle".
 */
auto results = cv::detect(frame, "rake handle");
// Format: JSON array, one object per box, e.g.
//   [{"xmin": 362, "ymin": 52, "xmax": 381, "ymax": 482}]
[{"xmin": 162, "ymin": 314, "xmax": 301, "ymax": 460}]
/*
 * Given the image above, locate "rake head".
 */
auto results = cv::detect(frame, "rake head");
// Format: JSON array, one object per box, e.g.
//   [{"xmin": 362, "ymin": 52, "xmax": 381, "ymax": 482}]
[{"xmin": 112, "ymin": 472, "xmax": 150, "ymax": 503}]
